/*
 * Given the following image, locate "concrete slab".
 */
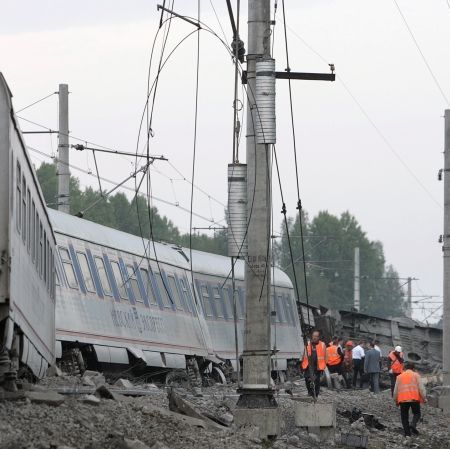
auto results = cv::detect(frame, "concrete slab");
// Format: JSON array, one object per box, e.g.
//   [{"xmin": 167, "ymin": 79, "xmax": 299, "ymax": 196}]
[
  {"xmin": 234, "ymin": 407, "xmax": 280, "ymax": 439},
  {"xmin": 294, "ymin": 398, "xmax": 336, "ymax": 428}
]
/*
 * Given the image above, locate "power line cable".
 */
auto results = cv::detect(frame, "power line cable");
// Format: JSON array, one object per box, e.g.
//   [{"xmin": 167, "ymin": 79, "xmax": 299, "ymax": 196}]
[
  {"xmin": 188, "ymin": 0, "xmax": 202, "ymax": 308},
  {"xmin": 286, "ymin": 26, "xmax": 442, "ymax": 210},
  {"xmin": 392, "ymin": 0, "xmax": 450, "ymax": 107},
  {"xmin": 16, "ymin": 92, "xmax": 57, "ymax": 113},
  {"xmin": 27, "ymin": 145, "xmax": 224, "ymax": 226}
]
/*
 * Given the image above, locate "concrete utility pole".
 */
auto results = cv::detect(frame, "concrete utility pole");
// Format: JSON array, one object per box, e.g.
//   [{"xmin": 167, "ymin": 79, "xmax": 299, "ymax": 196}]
[
  {"xmin": 406, "ymin": 276, "xmax": 412, "ymax": 319},
  {"xmin": 235, "ymin": 0, "xmax": 278, "ymax": 438},
  {"xmin": 353, "ymin": 247, "xmax": 360, "ymax": 312},
  {"xmin": 444, "ymin": 109, "xmax": 450, "ymax": 388},
  {"xmin": 57, "ymin": 84, "xmax": 70, "ymax": 213}
]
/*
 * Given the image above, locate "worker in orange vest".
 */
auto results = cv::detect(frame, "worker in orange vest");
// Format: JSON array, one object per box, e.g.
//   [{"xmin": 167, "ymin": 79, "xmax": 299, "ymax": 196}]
[
  {"xmin": 301, "ymin": 329, "xmax": 328, "ymax": 398},
  {"xmin": 393, "ymin": 362, "xmax": 426, "ymax": 437},
  {"xmin": 388, "ymin": 345, "xmax": 404, "ymax": 396},
  {"xmin": 326, "ymin": 336, "xmax": 344, "ymax": 375}
]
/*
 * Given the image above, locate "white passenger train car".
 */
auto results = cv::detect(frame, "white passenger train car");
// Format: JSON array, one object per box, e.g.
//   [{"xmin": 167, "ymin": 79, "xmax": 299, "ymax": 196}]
[
  {"xmin": 50, "ymin": 209, "xmax": 303, "ymax": 379},
  {"xmin": 0, "ymin": 74, "xmax": 56, "ymax": 384}
]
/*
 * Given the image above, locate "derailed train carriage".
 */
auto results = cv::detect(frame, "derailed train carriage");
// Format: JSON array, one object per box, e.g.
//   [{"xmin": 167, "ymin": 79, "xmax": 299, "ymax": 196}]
[
  {"xmin": 49, "ymin": 209, "xmax": 304, "ymax": 382},
  {"xmin": 0, "ymin": 74, "xmax": 56, "ymax": 387}
]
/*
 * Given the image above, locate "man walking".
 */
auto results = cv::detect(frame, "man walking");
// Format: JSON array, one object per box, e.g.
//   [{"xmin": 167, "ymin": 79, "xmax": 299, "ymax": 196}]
[
  {"xmin": 393, "ymin": 362, "xmax": 426, "ymax": 437},
  {"xmin": 389, "ymin": 345, "xmax": 404, "ymax": 396},
  {"xmin": 364, "ymin": 342, "xmax": 381, "ymax": 394},
  {"xmin": 352, "ymin": 340, "xmax": 365, "ymax": 388},
  {"xmin": 301, "ymin": 330, "xmax": 327, "ymax": 398}
]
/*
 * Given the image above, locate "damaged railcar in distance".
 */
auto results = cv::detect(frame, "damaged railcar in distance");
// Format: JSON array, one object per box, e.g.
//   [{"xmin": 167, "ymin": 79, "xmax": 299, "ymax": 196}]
[{"xmin": 314, "ymin": 307, "xmax": 442, "ymax": 371}]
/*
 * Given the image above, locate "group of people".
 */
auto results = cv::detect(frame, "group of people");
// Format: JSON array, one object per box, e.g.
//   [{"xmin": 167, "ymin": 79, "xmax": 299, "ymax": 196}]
[{"xmin": 301, "ymin": 330, "xmax": 427, "ymax": 438}]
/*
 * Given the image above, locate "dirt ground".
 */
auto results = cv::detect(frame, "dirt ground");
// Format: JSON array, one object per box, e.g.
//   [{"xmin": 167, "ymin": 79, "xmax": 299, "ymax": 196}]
[{"xmin": 0, "ymin": 374, "xmax": 449, "ymax": 449}]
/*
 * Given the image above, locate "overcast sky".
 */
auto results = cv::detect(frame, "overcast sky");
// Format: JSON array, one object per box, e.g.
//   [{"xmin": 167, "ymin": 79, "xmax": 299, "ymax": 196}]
[{"xmin": 1, "ymin": 0, "xmax": 449, "ymax": 322}]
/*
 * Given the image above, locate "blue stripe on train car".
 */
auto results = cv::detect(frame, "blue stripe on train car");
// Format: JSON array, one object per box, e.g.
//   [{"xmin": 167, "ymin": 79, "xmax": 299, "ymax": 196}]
[
  {"xmin": 134, "ymin": 262, "xmax": 150, "ymax": 308},
  {"xmin": 86, "ymin": 248, "xmax": 103, "ymax": 299},
  {"xmin": 161, "ymin": 270, "xmax": 176, "ymax": 311},
  {"xmin": 118, "ymin": 257, "xmax": 136, "ymax": 305},
  {"xmin": 68, "ymin": 243, "xmax": 86, "ymax": 295},
  {"xmin": 103, "ymin": 254, "xmax": 120, "ymax": 302}
]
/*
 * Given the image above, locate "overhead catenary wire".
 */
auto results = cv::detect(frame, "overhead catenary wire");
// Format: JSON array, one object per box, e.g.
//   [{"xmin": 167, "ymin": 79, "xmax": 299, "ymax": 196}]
[
  {"xmin": 285, "ymin": 25, "xmax": 442, "ymax": 210},
  {"xmin": 27, "ymin": 145, "xmax": 225, "ymax": 227},
  {"xmin": 188, "ymin": 0, "xmax": 202, "ymax": 310},
  {"xmin": 392, "ymin": 0, "xmax": 450, "ymax": 107},
  {"xmin": 16, "ymin": 91, "xmax": 57, "ymax": 113}
]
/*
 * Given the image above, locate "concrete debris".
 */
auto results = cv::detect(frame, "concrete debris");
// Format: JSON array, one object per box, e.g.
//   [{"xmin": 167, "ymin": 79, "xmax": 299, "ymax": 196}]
[
  {"xmin": 218, "ymin": 412, "xmax": 234, "ymax": 426},
  {"xmin": 95, "ymin": 384, "xmax": 116, "ymax": 400},
  {"xmin": 167, "ymin": 388, "xmax": 226, "ymax": 431},
  {"xmin": 115, "ymin": 378, "xmax": 135, "ymax": 389},
  {"xmin": 82, "ymin": 370, "xmax": 106, "ymax": 387},
  {"xmin": 25, "ymin": 390, "xmax": 65, "ymax": 406},
  {"xmin": 82, "ymin": 394, "xmax": 101, "ymax": 405}
]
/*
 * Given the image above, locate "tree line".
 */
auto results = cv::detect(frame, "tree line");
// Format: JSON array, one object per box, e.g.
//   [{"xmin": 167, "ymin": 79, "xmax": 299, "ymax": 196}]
[{"xmin": 37, "ymin": 162, "xmax": 405, "ymax": 318}]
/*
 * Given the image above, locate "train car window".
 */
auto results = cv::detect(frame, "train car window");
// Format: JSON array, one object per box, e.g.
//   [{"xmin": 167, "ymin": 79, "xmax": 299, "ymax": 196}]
[
  {"xmin": 34, "ymin": 211, "xmax": 39, "ymax": 270},
  {"xmin": 139, "ymin": 268, "xmax": 157, "ymax": 305},
  {"xmin": 21, "ymin": 176, "xmax": 26, "ymax": 244},
  {"xmin": 59, "ymin": 247, "xmax": 78, "ymax": 289},
  {"xmin": 211, "ymin": 286, "xmax": 224, "ymax": 318},
  {"xmin": 78, "ymin": 252, "xmax": 96, "ymax": 293},
  {"xmin": 126, "ymin": 265, "xmax": 143, "ymax": 303},
  {"xmin": 27, "ymin": 189, "xmax": 31, "ymax": 253},
  {"xmin": 31, "ymin": 201, "xmax": 36, "ymax": 262},
  {"xmin": 16, "ymin": 162, "xmax": 21, "ymax": 234},
  {"xmin": 43, "ymin": 231, "xmax": 47, "ymax": 284},
  {"xmin": 39, "ymin": 222, "xmax": 43, "ymax": 278},
  {"xmin": 154, "ymin": 273, "xmax": 172, "ymax": 308},
  {"xmin": 237, "ymin": 287, "xmax": 245, "ymax": 319},
  {"xmin": 200, "ymin": 284, "xmax": 213, "ymax": 317},
  {"xmin": 94, "ymin": 256, "xmax": 112, "ymax": 296},
  {"xmin": 219, "ymin": 286, "xmax": 232, "ymax": 318},
  {"xmin": 167, "ymin": 275, "xmax": 183, "ymax": 311},
  {"xmin": 110, "ymin": 261, "xmax": 128, "ymax": 299},
  {"xmin": 276, "ymin": 294, "xmax": 286, "ymax": 323},
  {"xmin": 178, "ymin": 277, "xmax": 195, "ymax": 315},
  {"xmin": 223, "ymin": 286, "xmax": 234, "ymax": 318},
  {"xmin": 282, "ymin": 294, "xmax": 293, "ymax": 325}
]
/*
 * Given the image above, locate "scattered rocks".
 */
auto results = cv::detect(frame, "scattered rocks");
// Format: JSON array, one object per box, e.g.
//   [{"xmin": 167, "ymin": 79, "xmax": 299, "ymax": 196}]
[
  {"xmin": 82, "ymin": 370, "xmax": 106, "ymax": 387},
  {"xmin": 82, "ymin": 394, "xmax": 101, "ymax": 405},
  {"xmin": 25, "ymin": 390, "xmax": 65, "ymax": 406},
  {"xmin": 115, "ymin": 378, "xmax": 135, "ymax": 389}
]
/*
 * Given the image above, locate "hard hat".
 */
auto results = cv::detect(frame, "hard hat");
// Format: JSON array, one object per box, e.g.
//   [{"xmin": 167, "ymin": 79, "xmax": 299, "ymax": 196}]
[
  {"xmin": 395, "ymin": 345, "xmax": 402, "ymax": 352},
  {"xmin": 345, "ymin": 340, "xmax": 354, "ymax": 347}
]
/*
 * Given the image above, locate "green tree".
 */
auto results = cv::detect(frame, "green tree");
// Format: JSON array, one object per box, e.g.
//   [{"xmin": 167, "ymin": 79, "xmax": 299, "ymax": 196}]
[{"xmin": 275, "ymin": 210, "xmax": 406, "ymax": 318}]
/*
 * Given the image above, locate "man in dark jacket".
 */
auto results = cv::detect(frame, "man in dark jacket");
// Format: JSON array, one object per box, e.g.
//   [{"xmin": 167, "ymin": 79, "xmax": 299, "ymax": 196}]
[{"xmin": 364, "ymin": 342, "xmax": 381, "ymax": 394}]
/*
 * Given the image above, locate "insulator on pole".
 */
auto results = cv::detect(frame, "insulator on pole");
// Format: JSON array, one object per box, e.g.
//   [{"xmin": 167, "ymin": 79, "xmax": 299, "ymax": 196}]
[
  {"xmin": 227, "ymin": 163, "xmax": 248, "ymax": 258},
  {"xmin": 255, "ymin": 58, "xmax": 276, "ymax": 144}
]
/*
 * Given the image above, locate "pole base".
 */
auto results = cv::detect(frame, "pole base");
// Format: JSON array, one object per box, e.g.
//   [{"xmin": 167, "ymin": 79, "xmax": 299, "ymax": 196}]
[{"xmin": 234, "ymin": 390, "xmax": 279, "ymax": 439}]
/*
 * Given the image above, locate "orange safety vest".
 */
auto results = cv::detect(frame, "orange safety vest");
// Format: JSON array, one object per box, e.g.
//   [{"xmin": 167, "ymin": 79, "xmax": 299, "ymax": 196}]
[
  {"xmin": 343, "ymin": 349, "xmax": 353, "ymax": 370},
  {"xmin": 396, "ymin": 370, "xmax": 424, "ymax": 404},
  {"xmin": 389, "ymin": 351, "xmax": 404, "ymax": 374},
  {"xmin": 301, "ymin": 341, "xmax": 327, "ymax": 371},
  {"xmin": 326, "ymin": 344, "xmax": 342, "ymax": 366}
]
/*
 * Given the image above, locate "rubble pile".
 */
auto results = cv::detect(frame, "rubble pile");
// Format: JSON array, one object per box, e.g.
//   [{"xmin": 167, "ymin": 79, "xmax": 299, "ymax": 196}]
[{"xmin": 0, "ymin": 373, "xmax": 449, "ymax": 449}]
